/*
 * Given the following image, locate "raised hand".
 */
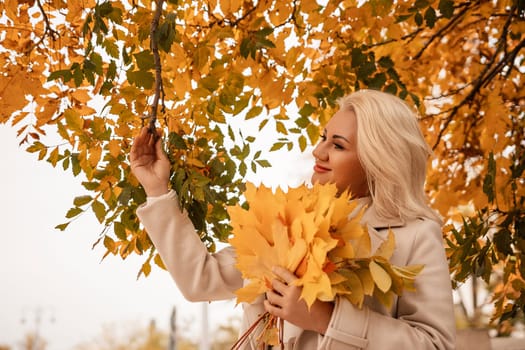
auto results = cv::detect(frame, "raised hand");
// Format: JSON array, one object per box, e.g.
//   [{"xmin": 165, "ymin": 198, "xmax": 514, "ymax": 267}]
[
  {"xmin": 130, "ymin": 127, "xmax": 171, "ymax": 197},
  {"xmin": 264, "ymin": 266, "xmax": 334, "ymax": 335}
]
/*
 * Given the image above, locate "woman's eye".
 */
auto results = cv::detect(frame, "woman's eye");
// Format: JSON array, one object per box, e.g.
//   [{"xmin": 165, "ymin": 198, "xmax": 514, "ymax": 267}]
[
  {"xmin": 320, "ymin": 134, "xmax": 327, "ymax": 141},
  {"xmin": 334, "ymin": 143, "xmax": 344, "ymax": 150}
]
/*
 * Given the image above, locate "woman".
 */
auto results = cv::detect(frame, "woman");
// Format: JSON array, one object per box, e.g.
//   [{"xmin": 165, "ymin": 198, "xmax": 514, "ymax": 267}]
[{"xmin": 130, "ymin": 89, "xmax": 456, "ymax": 349}]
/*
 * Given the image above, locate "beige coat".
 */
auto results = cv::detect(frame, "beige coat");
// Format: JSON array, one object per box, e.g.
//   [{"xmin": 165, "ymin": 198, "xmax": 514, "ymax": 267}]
[{"xmin": 137, "ymin": 191, "xmax": 456, "ymax": 349}]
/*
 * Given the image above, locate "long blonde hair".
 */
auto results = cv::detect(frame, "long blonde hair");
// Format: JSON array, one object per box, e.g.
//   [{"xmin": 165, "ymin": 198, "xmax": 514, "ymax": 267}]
[{"xmin": 338, "ymin": 89, "xmax": 441, "ymax": 223}]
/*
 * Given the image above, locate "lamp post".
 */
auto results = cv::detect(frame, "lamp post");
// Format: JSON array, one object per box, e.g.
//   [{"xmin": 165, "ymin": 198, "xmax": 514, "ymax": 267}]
[
  {"xmin": 20, "ymin": 306, "xmax": 55, "ymax": 350},
  {"xmin": 168, "ymin": 306, "xmax": 176, "ymax": 350},
  {"xmin": 199, "ymin": 302, "xmax": 210, "ymax": 350}
]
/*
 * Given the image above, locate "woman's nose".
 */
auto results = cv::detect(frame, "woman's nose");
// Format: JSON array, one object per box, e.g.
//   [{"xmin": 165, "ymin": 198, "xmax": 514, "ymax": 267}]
[{"xmin": 312, "ymin": 142, "xmax": 327, "ymax": 161}]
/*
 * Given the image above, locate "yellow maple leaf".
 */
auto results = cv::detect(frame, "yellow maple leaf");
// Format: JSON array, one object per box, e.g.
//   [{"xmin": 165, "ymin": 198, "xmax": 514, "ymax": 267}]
[
  {"xmin": 369, "ymin": 260, "xmax": 392, "ymax": 293},
  {"xmin": 374, "ymin": 229, "xmax": 396, "ymax": 259}
]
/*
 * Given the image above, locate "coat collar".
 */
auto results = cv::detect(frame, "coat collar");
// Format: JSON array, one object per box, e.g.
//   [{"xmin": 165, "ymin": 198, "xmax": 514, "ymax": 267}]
[{"xmin": 355, "ymin": 196, "xmax": 406, "ymax": 229}]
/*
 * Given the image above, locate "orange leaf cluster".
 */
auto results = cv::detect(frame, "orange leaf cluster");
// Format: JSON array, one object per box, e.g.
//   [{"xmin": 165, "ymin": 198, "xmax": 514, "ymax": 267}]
[{"xmin": 228, "ymin": 183, "xmax": 424, "ymax": 310}]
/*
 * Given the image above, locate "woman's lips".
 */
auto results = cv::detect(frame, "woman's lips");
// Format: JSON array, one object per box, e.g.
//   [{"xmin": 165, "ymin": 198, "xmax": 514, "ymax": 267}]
[{"xmin": 314, "ymin": 164, "xmax": 330, "ymax": 173}]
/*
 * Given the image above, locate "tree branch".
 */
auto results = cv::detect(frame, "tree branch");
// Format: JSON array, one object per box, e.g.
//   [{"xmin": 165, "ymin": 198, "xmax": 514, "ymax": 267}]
[
  {"xmin": 413, "ymin": 1, "xmax": 472, "ymax": 60},
  {"xmin": 148, "ymin": 0, "xmax": 165, "ymax": 136},
  {"xmin": 431, "ymin": 5, "xmax": 522, "ymax": 150},
  {"xmin": 31, "ymin": 0, "xmax": 59, "ymax": 52}
]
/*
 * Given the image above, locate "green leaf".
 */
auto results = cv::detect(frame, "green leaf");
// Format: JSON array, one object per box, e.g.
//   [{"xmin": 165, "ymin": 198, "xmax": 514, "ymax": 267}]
[
  {"xmin": 351, "ymin": 47, "xmax": 366, "ymax": 68},
  {"xmin": 74, "ymin": 195, "xmax": 93, "ymax": 206},
  {"xmin": 64, "ymin": 109, "xmax": 83, "ymax": 132},
  {"xmin": 55, "ymin": 222, "xmax": 70, "ymax": 231},
  {"xmin": 82, "ymin": 181, "xmax": 99, "ymax": 191},
  {"xmin": 228, "ymin": 125, "xmax": 235, "ymax": 141},
  {"xmin": 102, "ymin": 39, "xmax": 119, "ymax": 58},
  {"xmin": 306, "ymin": 124, "xmax": 318, "ymax": 143},
  {"xmin": 396, "ymin": 14, "xmax": 412, "ymax": 23},
  {"xmin": 259, "ymin": 118, "xmax": 269, "ymax": 130},
  {"xmin": 134, "ymin": 50, "xmax": 155, "ymax": 71},
  {"xmin": 157, "ymin": 21, "xmax": 176, "ymax": 52},
  {"xmin": 83, "ymin": 59, "xmax": 96, "ymax": 84},
  {"xmin": 270, "ymin": 142, "xmax": 285, "ymax": 151},
  {"xmin": 71, "ymin": 153, "xmax": 81, "ymax": 176},
  {"xmin": 299, "ymin": 103, "xmax": 315, "ymax": 118},
  {"xmin": 256, "ymin": 159, "xmax": 271, "ymax": 167},
  {"xmin": 103, "ymin": 235, "xmax": 115, "ymax": 252},
  {"xmin": 256, "ymin": 38, "xmax": 276, "ymax": 49},
  {"xmin": 357, "ymin": 62, "xmax": 377, "ymax": 80},
  {"xmin": 168, "ymin": 132, "xmax": 188, "ymax": 150},
  {"xmin": 239, "ymin": 37, "xmax": 252, "ymax": 59},
  {"xmin": 126, "ymin": 70, "xmax": 154, "ymax": 89},
  {"xmin": 424, "ymin": 7, "xmax": 437, "ymax": 28},
  {"xmin": 72, "ymin": 64, "xmax": 84, "ymax": 86},
  {"xmin": 384, "ymin": 83, "xmax": 398, "ymax": 95},
  {"xmin": 200, "ymin": 76, "xmax": 219, "ymax": 92},
  {"xmin": 245, "ymin": 106, "xmax": 263, "ymax": 120},
  {"xmin": 368, "ymin": 73, "xmax": 387, "ymax": 89},
  {"xmin": 438, "ymin": 0, "xmax": 454, "ymax": 18},
  {"xmin": 415, "ymin": 0, "xmax": 430, "ymax": 8},
  {"xmin": 239, "ymin": 162, "xmax": 247, "ymax": 176},
  {"xmin": 114, "ymin": 221, "xmax": 127, "ymax": 240},
  {"xmin": 106, "ymin": 4, "xmax": 123, "ymax": 24},
  {"xmin": 48, "ymin": 69, "xmax": 72, "ymax": 82},
  {"xmin": 257, "ymin": 27, "xmax": 274, "ymax": 37},
  {"xmin": 378, "ymin": 56, "xmax": 394, "ymax": 69},
  {"xmin": 298, "ymin": 135, "xmax": 307, "ymax": 151},
  {"xmin": 483, "ymin": 152, "xmax": 496, "ymax": 203},
  {"xmin": 66, "ymin": 207, "xmax": 83, "ymax": 219},
  {"xmin": 89, "ymin": 52, "xmax": 104, "ymax": 75},
  {"xmin": 92, "ymin": 200, "xmax": 106, "ymax": 223},
  {"xmin": 276, "ymin": 121, "xmax": 288, "ymax": 134},
  {"xmin": 493, "ymin": 228, "xmax": 514, "ymax": 256},
  {"xmin": 122, "ymin": 46, "xmax": 131, "ymax": 65},
  {"xmin": 62, "ymin": 156, "xmax": 70, "ymax": 170},
  {"xmin": 414, "ymin": 12, "xmax": 423, "ymax": 26}
]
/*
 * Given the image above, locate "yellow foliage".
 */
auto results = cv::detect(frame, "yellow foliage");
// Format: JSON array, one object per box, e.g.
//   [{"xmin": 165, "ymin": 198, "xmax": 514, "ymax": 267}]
[{"xmin": 229, "ymin": 183, "xmax": 424, "ymax": 309}]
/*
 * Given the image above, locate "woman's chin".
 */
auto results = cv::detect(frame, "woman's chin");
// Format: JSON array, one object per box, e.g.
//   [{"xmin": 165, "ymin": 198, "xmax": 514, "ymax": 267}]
[{"xmin": 311, "ymin": 174, "xmax": 328, "ymax": 185}]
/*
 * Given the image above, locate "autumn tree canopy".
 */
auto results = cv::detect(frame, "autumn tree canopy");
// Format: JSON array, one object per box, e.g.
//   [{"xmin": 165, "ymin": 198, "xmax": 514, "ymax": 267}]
[{"xmin": 0, "ymin": 0, "xmax": 523, "ymax": 325}]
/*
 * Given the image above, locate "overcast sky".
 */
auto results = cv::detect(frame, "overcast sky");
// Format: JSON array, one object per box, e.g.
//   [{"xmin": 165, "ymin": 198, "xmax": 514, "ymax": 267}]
[{"xmin": 0, "ymin": 123, "xmax": 313, "ymax": 349}]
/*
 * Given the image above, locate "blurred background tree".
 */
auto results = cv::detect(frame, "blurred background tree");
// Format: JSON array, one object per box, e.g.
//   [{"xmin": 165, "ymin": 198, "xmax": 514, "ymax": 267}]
[
  {"xmin": 72, "ymin": 317, "xmax": 239, "ymax": 350},
  {"xmin": 0, "ymin": 0, "xmax": 522, "ymax": 332}
]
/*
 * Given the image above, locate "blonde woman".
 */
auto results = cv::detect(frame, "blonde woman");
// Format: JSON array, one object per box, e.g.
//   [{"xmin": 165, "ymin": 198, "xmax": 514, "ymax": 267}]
[{"xmin": 130, "ymin": 89, "xmax": 456, "ymax": 349}]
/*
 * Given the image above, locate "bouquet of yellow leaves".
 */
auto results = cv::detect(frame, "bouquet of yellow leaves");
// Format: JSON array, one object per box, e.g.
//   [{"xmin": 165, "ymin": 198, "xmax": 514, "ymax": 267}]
[{"xmin": 228, "ymin": 183, "xmax": 424, "ymax": 349}]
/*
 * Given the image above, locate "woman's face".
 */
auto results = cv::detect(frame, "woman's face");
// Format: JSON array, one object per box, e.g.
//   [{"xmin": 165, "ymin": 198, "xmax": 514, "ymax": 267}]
[{"xmin": 311, "ymin": 109, "xmax": 368, "ymax": 197}]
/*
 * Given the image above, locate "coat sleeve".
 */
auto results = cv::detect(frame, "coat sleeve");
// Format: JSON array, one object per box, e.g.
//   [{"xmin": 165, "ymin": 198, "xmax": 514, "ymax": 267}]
[
  {"xmin": 136, "ymin": 191, "xmax": 243, "ymax": 302},
  {"xmin": 318, "ymin": 219, "xmax": 456, "ymax": 350}
]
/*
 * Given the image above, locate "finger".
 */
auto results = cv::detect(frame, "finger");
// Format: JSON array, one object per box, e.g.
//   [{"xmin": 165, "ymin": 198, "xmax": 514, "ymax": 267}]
[
  {"xmin": 147, "ymin": 129, "xmax": 156, "ymax": 147},
  {"xmin": 271, "ymin": 278, "xmax": 289, "ymax": 295},
  {"xmin": 138, "ymin": 126, "xmax": 149, "ymax": 145},
  {"xmin": 154, "ymin": 136, "xmax": 166, "ymax": 160},
  {"xmin": 132, "ymin": 127, "xmax": 149, "ymax": 151},
  {"xmin": 272, "ymin": 266, "xmax": 298, "ymax": 285},
  {"xmin": 264, "ymin": 299, "xmax": 282, "ymax": 317},
  {"xmin": 266, "ymin": 289, "xmax": 283, "ymax": 305},
  {"xmin": 130, "ymin": 127, "xmax": 148, "ymax": 161}
]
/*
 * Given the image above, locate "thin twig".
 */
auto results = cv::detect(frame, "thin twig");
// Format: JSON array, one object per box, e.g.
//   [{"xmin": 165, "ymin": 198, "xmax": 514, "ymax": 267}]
[
  {"xmin": 431, "ymin": 6, "xmax": 523, "ymax": 150},
  {"xmin": 148, "ymin": 0, "xmax": 165, "ymax": 136},
  {"xmin": 413, "ymin": 1, "xmax": 472, "ymax": 60},
  {"xmin": 31, "ymin": 0, "xmax": 59, "ymax": 52}
]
